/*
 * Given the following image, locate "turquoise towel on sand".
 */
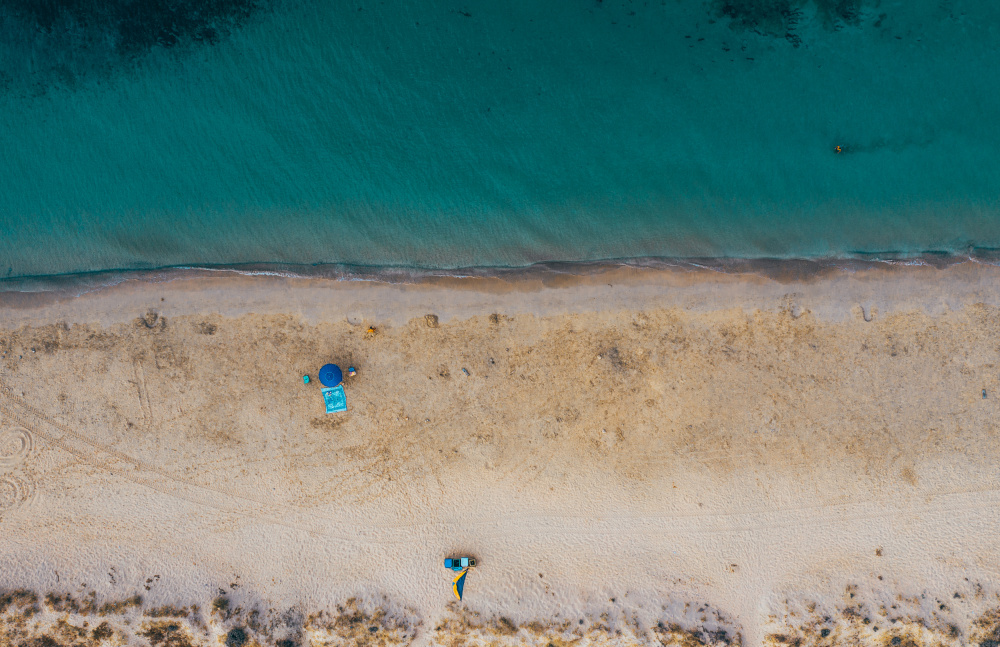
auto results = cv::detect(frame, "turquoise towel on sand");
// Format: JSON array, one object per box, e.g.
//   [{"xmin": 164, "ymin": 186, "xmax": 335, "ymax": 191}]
[{"xmin": 322, "ymin": 385, "xmax": 347, "ymax": 413}]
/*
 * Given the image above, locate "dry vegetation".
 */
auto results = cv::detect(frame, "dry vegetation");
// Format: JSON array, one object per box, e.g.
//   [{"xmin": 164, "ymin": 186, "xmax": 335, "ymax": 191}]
[
  {"xmin": 764, "ymin": 583, "xmax": 1000, "ymax": 647},
  {"xmin": 0, "ymin": 589, "xmax": 417, "ymax": 647},
  {"xmin": 0, "ymin": 588, "xmax": 748, "ymax": 647},
  {"xmin": 428, "ymin": 602, "xmax": 741, "ymax": 647}
]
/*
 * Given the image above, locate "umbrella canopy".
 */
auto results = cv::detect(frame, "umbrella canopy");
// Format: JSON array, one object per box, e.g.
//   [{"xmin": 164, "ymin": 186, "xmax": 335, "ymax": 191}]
[
  {"xmin": 452, "ymin": 569, "xmax": 468, "ymax": 601},
  {"xmin": 318, "ymin": 364, "xmax": 343, "ymax": 387}
]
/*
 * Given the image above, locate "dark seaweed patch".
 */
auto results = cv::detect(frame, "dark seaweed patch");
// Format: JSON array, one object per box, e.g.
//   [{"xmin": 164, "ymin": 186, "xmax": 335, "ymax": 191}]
[
  {"xmin": 0, "ymin": 0, "xmax": 269, "ymax": 90},
  {"xmin": 713, "ymin": 0, "xmax": 869, "ymax": 44},
  {"xmin": 714, "ymin": 0, "xmax": 803, "ymax": 36},
  {"xmin": 4, "ymin": 0, "xmax": 259, "ymax": 54},
  {"xmin": 819, "ymin": 0, "xmax": 862, "ymax": 27}
]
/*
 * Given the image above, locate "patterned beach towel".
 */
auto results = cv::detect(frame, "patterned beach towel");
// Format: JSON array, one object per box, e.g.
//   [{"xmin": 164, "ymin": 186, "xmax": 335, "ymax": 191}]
[{"xmin": 322, "ymin": 385, "xmax": 347, "ymax": 413}]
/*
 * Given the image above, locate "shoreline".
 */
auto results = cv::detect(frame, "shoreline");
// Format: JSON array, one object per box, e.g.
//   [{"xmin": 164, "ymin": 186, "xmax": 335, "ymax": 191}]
[
  {"xmin": 1, "ymin": 249, "xmax": 997, "ymax": 296},
  {"xmin": 3, "ymin": 254, "xmax": 1000, "ymax": 331}
]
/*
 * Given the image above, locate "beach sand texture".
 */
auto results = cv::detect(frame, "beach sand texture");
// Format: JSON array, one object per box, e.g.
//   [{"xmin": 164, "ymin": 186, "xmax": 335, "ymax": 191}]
[{"xmin": 3, "ymin": 264, "xmax": 1000, "ymax": 646}]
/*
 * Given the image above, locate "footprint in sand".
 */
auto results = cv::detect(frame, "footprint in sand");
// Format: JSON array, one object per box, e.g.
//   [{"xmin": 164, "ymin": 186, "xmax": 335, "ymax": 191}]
[
  {"xmin": 0, "ymin": 472, "xmax": 36, "ymax": 515},
  {"xmin": 0, "ymin": 424, "xmax": 34, "ymax": 470},
  {"xmin": 0, "ymin": 477, "xmax": 17, "ymax": 511}
]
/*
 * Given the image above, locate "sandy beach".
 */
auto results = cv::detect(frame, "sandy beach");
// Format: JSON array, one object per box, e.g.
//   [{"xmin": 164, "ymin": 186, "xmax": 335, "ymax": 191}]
[{"xmin": 4, "ymin": 261, "xmax": 1000, "ymax": 647}]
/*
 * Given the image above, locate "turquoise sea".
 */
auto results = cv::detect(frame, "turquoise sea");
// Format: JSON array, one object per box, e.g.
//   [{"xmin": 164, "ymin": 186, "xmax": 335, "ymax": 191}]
[{"xmin": 1, "ymin": 0, "xmax": 999, "ymax": 283}]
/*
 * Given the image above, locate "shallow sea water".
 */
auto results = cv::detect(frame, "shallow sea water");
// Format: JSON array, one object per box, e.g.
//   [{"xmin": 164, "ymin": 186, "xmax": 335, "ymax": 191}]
[{"xmin": 1, "ymin": 0, "xmax": 999, "ymax": 280}]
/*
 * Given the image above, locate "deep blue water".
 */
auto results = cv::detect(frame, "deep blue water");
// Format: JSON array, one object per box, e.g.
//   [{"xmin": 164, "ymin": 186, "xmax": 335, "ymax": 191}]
[{"xmin": 1, "ymin": 0, "xmax": 999, "ymax": 281}]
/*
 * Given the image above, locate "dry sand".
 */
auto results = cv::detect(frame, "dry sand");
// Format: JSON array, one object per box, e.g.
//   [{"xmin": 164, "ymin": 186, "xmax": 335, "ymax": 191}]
[{"xmin": 3, "ymin": 262, "xmax": 1000, "ymax": 646}]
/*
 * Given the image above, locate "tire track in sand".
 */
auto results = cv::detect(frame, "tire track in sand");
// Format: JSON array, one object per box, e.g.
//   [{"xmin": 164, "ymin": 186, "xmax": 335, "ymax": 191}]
[
  {"xmin": 6, "ymin": 380, "xmax": 999, "ymax": 545},
  {"xmin": 0, "ymin": 381, "xmax": 359, "ymax": 540},
  {"xmin": 133, "ymin": 360, "xmax": 154, "ymax": 430}
]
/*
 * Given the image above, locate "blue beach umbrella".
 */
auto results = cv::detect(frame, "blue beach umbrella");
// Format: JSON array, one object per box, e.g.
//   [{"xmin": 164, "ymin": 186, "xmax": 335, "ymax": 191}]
[
  {"xmin": 452, "ymin": 568, "xmax": 468, "ymax": 601},
  {"xmin": 318, "ymin": 363, "xmax": 343, "ymax": 387}
]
